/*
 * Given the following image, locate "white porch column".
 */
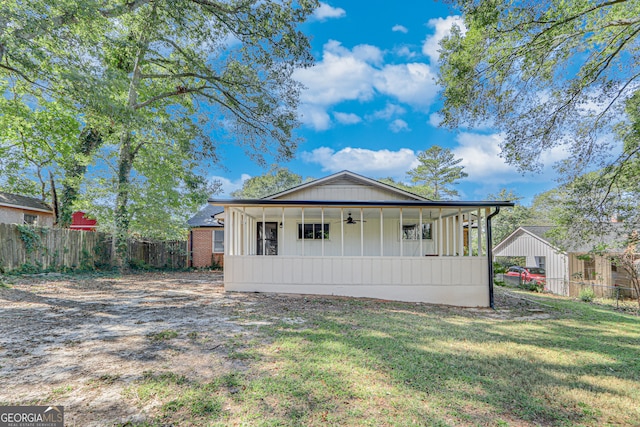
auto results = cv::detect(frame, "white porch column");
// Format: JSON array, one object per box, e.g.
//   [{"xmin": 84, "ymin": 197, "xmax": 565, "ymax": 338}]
[
  {"xmin": 380, "ymin": 208, "xmax": 384, "ymax": 256},
  {"xmin": 224, "ymin": 206, "xmax": 230, "ymax": 256},
  {"xmin": 419, "ymin": 209, "xmax": 423, "ymax": 256},
  {"xmin": 477, "ymin": 208, "xmax": 482, "ymax": 256},
  {"xmin": 262, "ymin": 208, "xmax": 266, "ymax": 256},
  {"xmin": 360, "ymin": 208, "xmax": 364, "ymax": 256},
  {"xmin": 281, "ymin": 207, "xmax": 285, "ymax": 255},
  {"xmin": 438, "ymin": 208, "xmax": 443, "ymax": 257},
  {"xmin": 399, "ymin": 208, "xmax": 403, "ymax": 257},
  {"xmin": 446, "ymin": 216, "xmax": 450, "ymax": 256},
  {"xmin": 340, "ymin": 208, "xmax": 344, "ymax": 256},
  {"xmin": 301, "ymin": 207, "xmax": 305, "ymax": 257},
  {"xmin": 458, "ymin": 209, "xmax": 463, "ymax": 257},
  {"xmin": 321, "ymin": 208, "xmax": 325, "ymax": 256}
]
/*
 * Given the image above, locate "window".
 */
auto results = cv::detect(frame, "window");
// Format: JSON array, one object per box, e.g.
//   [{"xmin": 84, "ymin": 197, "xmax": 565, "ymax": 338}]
[
  {"xmin": 298, "ymin": 223, "xmax": 329, "ymax": 240},
  {"xmin": 213, "ymin": 229, "xmax": 224, "ymax": 253},
  {"xmin": 401, "ymin": 223, "xmax": 432, "ymax": 240},
  {"xmin": 23, "ymin": 214, "xmax": 37, "ymax": 225},
  {"xmin": 534, "ymin": 256, "xmax": 546, "ymax": 269},
  {"xmin": 583, "ymin": 258, "xmax": 596, "ymax": 280}
]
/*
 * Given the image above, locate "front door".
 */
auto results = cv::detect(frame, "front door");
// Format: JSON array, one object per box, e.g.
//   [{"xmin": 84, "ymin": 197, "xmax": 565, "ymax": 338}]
[{"xmin": 257, "ymin": 222, "xmax": 278, "ymax": 255}]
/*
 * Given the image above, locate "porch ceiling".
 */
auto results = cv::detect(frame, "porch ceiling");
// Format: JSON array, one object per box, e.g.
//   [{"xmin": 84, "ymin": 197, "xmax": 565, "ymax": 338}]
[{"xmin": 231, "ymin": 206, "xmax": 481, "ymax": 221}]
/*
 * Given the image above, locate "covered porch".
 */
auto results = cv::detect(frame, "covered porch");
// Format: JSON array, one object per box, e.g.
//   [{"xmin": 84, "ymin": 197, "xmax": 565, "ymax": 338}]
[{"xmin": 216, "ymin": 201, "xmax": 508, "ymax": 307}]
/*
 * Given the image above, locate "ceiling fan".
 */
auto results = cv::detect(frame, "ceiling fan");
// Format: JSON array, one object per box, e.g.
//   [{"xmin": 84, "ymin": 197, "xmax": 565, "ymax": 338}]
[{"xmin": 344, "ymin": 212, "xmax": 366, "ymax": 224}]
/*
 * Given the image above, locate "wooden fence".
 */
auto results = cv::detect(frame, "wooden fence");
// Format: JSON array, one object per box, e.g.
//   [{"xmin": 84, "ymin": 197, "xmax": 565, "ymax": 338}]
[{"xmin": 0, "ymin": 223, "xmax": 188, "ymax": 272}]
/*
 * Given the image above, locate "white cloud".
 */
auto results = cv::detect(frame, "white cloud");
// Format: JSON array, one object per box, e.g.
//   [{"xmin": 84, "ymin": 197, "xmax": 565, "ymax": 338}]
[
  {"xmin": 301, "ymin": 147, "xmax": 419, "ymax": 178},
  {"xmin": 313, "ymin": 2, "xmax": 346, "ymax": 21},
  {"xmin": 209, "ymin": 174, "xmax": 251, "ymax": 197},
  {"xmin": 334, "ymin": 111, "xmax": 362, "ymax": 125},
  {"xmin": 452, "ymin": 132, "xmax": 514, "ymax": 179},
  {"xmin": 294, "ymin": 41, "xmax": 438, "ymax": 129},
  {"xmin": 374, "ymin": 63, "xmax": 438, "ymax": 109},
  {"xmin": 422, "ymin": 15, "xmax": 466, "ymax": 64},
  {"xmin": 389, "ymin": 119, "xmax": 410, "ymax": 133},
  {"xmin": 368, "ymin": 103, "xmax": 406, "ymax": 120},
  {"xmin": 392, "ymin": 24, "xmax": 408, "ymax": 33},
  {"xmin": 395, "ymin": 46, "xmax": 417, "ymax": 58},
  {"xmin": 428, "ymin": 112, "xmax": 443, "ymax": 127}
]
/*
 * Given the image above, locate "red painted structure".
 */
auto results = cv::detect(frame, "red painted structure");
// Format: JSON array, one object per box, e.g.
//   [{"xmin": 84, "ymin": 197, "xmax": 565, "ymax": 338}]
[{"xmin": 70, "ymin": 211, "xmax": 98, "ymax": 231}]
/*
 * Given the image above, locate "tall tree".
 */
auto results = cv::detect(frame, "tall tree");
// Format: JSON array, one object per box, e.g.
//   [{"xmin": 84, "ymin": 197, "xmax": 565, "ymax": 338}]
[
  {"xmin": 438, "ymin": 0, "xmax": 640, "ymax": 236},
  {"xmin": 377, "ymin": 177, "xmax": 434, "ymax": 199},
  {"xmin": 1, "ymin": 0, "xmax": 318, "ymax": 268},
  {"xmin": 231, "ymin": 166, "xmax": 312, "ymax": 199},
  {"xmin": 407, "ymin": 146, "xmax": 468, "ymax": 199},
  {"xmin": 486, "ymin": 189, "xmax": 532, "ymax": 245}
]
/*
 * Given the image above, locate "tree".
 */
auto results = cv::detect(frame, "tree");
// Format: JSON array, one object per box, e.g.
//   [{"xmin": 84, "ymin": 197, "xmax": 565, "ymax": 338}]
[
  {"xmin": 2, "ymin": 0, "xmax": 319, "ymax": 268},
  {"xmin": 486, "ymin": 189, "xmax": 532, "ymax": 245},
  {"xmin": 377, "ymin": 177, "xmax": 434, "ymax": 199},
  {"xmin": 407, "ymin": 146, "xmax": 468, "ymax": 199},
  {"xmin": 231, "ymin": 166, "xmax": 312, "ymax": 199},
  {"xmin": 438, "ymin": 0, "xmax": 640, "ymax": 234}
]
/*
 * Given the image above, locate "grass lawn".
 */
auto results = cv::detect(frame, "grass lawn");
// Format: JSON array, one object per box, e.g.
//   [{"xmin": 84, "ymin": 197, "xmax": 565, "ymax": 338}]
[{"xmin": 128, "ymin": 289, "xmax": 640, "ymax": 427}]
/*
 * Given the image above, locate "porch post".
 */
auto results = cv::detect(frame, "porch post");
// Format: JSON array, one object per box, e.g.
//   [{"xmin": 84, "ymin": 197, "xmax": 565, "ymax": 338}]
[
  {"xmin": 399, "ymin": 208, "xmax": 403, "ymax": 257},
  {"xmin": 380, "ymin": 208, "xmax": 384, "ymax": 256},
  {"xmin": 281, "ymin": 207, "xmax": 285, "ymax": 255},
  {"xmin": 446, "ymin": 216, "xmax": 450, "ymax": 256},
  {"xmin": 458, "ymin": 209, "xmax": 463, "ymax": 256},
  {"xmin": 477, "ymin": 208, "xmax": 482, "ymax": 256},
  {"xmin": 301, "ymin": 207, "xmax": 305, "ymax": 257},
  {"xmin": 262, "ymin": 208, "xmax": 266, "ymax": 256},
  {"xmin": 340, "ymin": 208, "xmax": 344, "ymax": 256},
  {"xmin": 321, "ymin": 207, "xmax": 325, "ymax": 256},
  {"xmin": 438, "ymin": 208, "xmax": 443, "ymax": 256},
  {"xmin": 360, "ymin": 208, "xmax": 364, "ymax": 256},
  {"xmin": 224, "ymin": 206, "xmax": 230, "ymax": 256},
  {"xmin": 419, "ymin": 209, "xmax": 423, "ymax": 256}
]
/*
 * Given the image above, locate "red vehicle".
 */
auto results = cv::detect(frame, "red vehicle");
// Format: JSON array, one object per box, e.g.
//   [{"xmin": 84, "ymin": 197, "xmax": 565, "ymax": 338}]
[{"xmin": 505, "ymin": 266, "xmax": 546, "ymax": 284}]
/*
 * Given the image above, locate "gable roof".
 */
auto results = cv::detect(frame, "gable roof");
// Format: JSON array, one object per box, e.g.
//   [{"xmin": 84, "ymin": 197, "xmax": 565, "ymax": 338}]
[
  {"xmin": 263, "ymin": 170, "xmax": 431, "ymax": 201},
  {"xmin": 188, "ymin": 204, "xmax": 224, "ymax": 227},
  {"xmin": 0, "ymin": 191, "xmax": 52, "ymax": 213}
]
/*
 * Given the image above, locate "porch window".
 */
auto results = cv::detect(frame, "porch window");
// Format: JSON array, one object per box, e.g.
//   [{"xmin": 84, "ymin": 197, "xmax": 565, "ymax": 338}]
[
  {"xmin": 298, "ymin": 223, "xmax": 329, "ymax": 240},
  {"xmin": 213, "ymin": 230, "xmax": 224, "ymax": 253},
  {"xmin": 402, "ymin": 223, "xmax": 432, "ymax": 240}
]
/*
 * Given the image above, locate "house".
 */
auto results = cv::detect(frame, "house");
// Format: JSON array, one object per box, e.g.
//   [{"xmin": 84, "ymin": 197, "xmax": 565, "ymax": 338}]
[
  {"xmin": 494, "ymin": 226, "xmax": 637, "ymax": 297},
  {"xmin": 188, "ymin": 204, "xmax": 225, "ymax": 268},
  {"xmin": 211, "ymin": 171, "xmax": 512, "ymax": 307},
  {"xmin": 70, "ymin": 211, "xmax": 98, "ymax": 231},
  {"xmin": 0, "ymin": 191, "xmax": 54, "ymax": 227}
]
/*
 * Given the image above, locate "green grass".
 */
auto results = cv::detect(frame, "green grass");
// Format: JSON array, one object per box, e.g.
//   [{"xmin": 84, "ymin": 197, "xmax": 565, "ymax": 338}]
[
  {"xmin": 127, "ymin": 293, "xmax": 640, "ymax": 426},
  {"xmin": 146, "ymin": 329, "xmax": 179, "ymax": 342}
]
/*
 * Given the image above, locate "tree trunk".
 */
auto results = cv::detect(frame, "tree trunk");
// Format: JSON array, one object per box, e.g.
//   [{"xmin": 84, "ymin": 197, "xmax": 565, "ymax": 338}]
[{"xmin": 113, "ymin": 133, "xmax": 134, "ymax": 269}]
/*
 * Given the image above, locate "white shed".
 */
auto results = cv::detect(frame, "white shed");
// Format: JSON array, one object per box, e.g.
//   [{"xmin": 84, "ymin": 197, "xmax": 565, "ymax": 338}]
[
  {"xmin": 212, "ymin": 171, "xmax": 512, "ymax": 307},
  {"xmin": 493, "ymin": 226, "xmax": 569, "ymax": 294}
]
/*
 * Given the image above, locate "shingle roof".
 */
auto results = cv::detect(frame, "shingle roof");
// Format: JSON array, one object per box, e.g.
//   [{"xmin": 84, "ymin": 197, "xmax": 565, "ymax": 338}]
[
  {"xmin": 518, "ymin": 224, "xmax": 628, "ymax": 253},
  {"xmin": 520, "ymin": 226, "xmax": 554, "ymax": 241},
  {"xmin": 188, "ymin": 204, "xmax": 224, "ymax": 227},
  {"xmin": 0, "ymin": 191, "xmax": 52, "ymax": 212}
]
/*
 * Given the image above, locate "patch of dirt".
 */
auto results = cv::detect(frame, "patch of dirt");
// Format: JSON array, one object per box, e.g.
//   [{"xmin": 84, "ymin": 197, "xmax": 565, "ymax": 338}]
[{"xmin": 0, "ymin": 272, "xmax": 557, "ymax": 425}]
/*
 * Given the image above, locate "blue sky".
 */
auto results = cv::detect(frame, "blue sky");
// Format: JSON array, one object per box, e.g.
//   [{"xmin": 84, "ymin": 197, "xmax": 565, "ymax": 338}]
[{"xmin": 211, "ymin": 1, "xmax": 569, "ymax": 203}]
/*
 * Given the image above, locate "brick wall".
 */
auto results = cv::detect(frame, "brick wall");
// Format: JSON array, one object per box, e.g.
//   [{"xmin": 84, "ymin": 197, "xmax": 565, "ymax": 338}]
[{"xmin": 190, "ymin": 228, "xmax": 224, "ymax": 268}]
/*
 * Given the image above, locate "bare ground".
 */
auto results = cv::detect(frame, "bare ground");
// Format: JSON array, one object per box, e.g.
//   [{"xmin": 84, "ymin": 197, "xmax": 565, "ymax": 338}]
[{"xmin": 0, "ymin": 272, "xmax": 553, "ymax": 426}]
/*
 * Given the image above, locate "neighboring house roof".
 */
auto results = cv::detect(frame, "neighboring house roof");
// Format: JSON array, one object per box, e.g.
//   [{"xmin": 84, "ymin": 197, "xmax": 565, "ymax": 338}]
[
  {"xmin": 263, "ymin": 170, "xmax": 431, "ymax": 201},
  {"xmin": 70, "ymin": 211, "xmax": 98, "ymax": 230},
  {"xmin": 0, "ymin": 191, "xmax": 52, "ymax": 214},
  {"xmin": 188, "ymin": 204, "xmax": 224, "ymax": 227}
]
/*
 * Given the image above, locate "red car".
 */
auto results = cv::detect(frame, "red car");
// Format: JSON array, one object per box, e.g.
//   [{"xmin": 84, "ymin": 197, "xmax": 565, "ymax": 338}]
[{"xmin": 505, "ymin": 266, "xmax": 546, "ymax": 284}]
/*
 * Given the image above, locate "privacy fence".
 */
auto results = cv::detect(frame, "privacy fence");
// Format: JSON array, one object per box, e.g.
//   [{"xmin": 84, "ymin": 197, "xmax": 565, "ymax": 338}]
[{"xmin": 0, "ymin": 223, "xmax": 188, "ymax": 272}]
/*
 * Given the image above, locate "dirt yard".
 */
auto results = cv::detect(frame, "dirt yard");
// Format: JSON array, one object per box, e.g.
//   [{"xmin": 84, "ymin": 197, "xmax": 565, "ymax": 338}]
[{"xmin": 0, "ymin": 272, "xmax": 552, "ymax": 426}]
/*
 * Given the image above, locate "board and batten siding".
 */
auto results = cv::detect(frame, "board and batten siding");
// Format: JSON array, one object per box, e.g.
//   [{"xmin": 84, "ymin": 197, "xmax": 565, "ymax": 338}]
[
  {"xmin": 494, "ymin": 230, "xmax": 569, "ymax": 295},
  {"xmin": 225, "ymin": 255, "xmax": 490, "ymax": 307},
  {"xmin": 274, "ymin": 183, "xmax": 418, "ymax": 202}
]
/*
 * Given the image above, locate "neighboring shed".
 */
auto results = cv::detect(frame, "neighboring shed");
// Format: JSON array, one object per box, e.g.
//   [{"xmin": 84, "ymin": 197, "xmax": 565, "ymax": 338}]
[
  {"xmin": 493, "ymin": 226, "xmax": 568, "ymax": 295},
  {"xmin": 211, "ymin": 170, "xmax": 512, "ymax": 307},
  {"xmin": 0, "ymin": 191, "xmax": 54, "ymax": 227},
  {"xmin": 494, "ymin": 225, "xmax": 637, "ymax": 298},
  {"xmin": 188, "ymin": 204, "xmax": 224, "ymax": 268}
]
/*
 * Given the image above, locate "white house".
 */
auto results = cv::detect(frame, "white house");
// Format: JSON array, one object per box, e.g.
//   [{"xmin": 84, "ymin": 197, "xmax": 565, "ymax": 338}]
[{"xmin": 211, "ymin": 171, "xmax": 512, "ymax": 307}]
